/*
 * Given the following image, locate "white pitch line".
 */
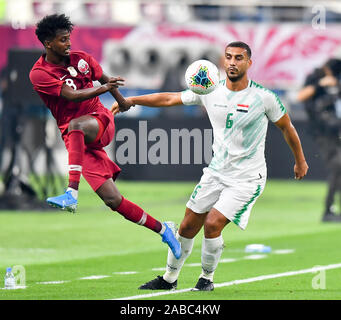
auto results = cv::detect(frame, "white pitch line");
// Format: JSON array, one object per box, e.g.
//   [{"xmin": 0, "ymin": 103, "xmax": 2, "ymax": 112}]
[
  {"xmin": 79, "ymin": 275, "xmax": 110, "ymax": 280},
  {"xmin": 37, "ymin": 281, "xmax": 70, "ymax": 285},
  {"xmin": 29, "ymin": 250, "xmax": 294, "ymax": 287},
  {"xmin": 152, "ymin": 267, "xmax": 166, "ymax": 271},
  {"xmin": 111, "ymin": 262, "xmax": 341, "ymax": 300},
  {"xmin": 244, "ymin": 254, "xmax": 267, "ymax": 260},
  {"xmin": 113, "ymin": 272, "xmax": 138, "ymax": 275},
  {"xmin": 220, "ymin": 258, "xmax": 238, "ymax": 263},
  {"xmin": 273, "ymin": 249, "xmax": 295, "ymax": 254}
]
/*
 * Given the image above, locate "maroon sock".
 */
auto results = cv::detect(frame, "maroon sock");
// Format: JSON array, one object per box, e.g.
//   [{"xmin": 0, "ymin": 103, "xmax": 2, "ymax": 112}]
[
  {"xmin": 115, "ymin": 197, "xmax": 162, "ymax": 233},
  {"xmin": 67, "ymin": 130, "xmax": 85, "ymax": 190}
]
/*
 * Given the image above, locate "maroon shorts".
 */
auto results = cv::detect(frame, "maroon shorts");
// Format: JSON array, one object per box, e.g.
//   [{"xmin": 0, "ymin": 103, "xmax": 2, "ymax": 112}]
[{"xmin": 63, "ymin": 107, "xmax": 121, "ymax": 191}]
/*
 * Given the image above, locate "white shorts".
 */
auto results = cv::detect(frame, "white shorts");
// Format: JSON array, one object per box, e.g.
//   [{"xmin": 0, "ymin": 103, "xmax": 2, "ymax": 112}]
[{"xmin": 186, "ymin": 168, "xmax": 266, "ymax": 230}]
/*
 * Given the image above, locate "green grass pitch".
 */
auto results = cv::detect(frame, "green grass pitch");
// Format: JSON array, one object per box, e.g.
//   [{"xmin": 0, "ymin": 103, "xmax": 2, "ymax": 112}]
[{"xmin": 0, "ymin": 179, "xmax": 340, "ymax": 300}]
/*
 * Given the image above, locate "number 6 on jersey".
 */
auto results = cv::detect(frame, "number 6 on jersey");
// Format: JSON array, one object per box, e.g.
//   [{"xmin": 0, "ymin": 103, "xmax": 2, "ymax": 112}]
[{"xmin": 226, "ymin": 113, "xmax": 233, "ymax": 129}]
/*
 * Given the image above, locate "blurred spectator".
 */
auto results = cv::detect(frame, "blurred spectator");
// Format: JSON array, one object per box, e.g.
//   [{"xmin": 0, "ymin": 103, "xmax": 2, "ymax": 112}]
[
  {"xmin": 141, "ymin": 2, "xmax": 164, "ymax": 24},
  {"xmin": 33, "ymin": 1, "xmax": 56, "ymax": 20},
  {"xmin": 165, "ymin": 3, "xmax": 193, "ymax": 24},
  {"xmin": 58, "ymin": 0, "xmax": 86, "ymax": 24},
  {"xmin": 86, "ymin": 2, "xmax": 111, "ymax": 23},
  {"xmin": 158, "ymin": 50, "xmax": 190, "ymax": 118},
  {"xmin": 297, "ymin": 58, "xmax": 341, "ymax": 222},
  {"xmin": 0, "ymin": 65, "xmax": 13, "ymax": 172}
]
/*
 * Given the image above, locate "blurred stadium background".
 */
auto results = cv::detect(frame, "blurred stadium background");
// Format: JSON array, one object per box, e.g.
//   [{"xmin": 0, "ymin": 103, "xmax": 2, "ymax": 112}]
[
  {"xmin": 0, "ymin": 0, "xmax": 341, "ymax": 301},
  {"xmin": 1, "ymin": 0, "xmax": 340, "ymax": 196}
]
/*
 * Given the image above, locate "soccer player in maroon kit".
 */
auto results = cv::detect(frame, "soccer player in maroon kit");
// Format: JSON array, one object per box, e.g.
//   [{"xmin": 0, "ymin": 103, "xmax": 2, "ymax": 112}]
[{"xmin": 29, "ymin": 14, "xmax": 181, "ymax": 259}]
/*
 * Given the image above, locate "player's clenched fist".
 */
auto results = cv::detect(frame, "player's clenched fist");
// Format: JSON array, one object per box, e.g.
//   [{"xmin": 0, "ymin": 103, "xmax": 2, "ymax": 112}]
[
  {"xmin": 105, "ymin": 76, "xmax": 125, "ymax": 90},
  {"xmin": 111, "ymin": 98, "xmax": 134, "ymax": 115},
  {"xmin": 294, "ymin": 161, "xmax": 309, "ymax": 180}
]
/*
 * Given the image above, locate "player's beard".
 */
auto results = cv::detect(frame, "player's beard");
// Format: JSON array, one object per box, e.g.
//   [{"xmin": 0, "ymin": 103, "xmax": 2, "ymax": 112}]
[
  {"xmin": 56, "ymin": 48, "xmax": 71, "ymax": 64},
  {"xmin": 227, "ymin": 70, "xmax": 246, "ymax": 82}
]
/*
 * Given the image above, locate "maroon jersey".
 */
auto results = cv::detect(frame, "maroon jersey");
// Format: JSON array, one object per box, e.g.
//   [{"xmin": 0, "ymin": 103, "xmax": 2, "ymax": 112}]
[{"xmin": 29, "ymin": 50, "xmax": 105, "ymax": 136}]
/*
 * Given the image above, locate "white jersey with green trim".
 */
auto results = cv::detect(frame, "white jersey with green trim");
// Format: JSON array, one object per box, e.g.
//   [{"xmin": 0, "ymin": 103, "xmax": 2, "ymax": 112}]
[{"xmin": 181, "ymin": 79, "xmax": 287, "ymax": 181}]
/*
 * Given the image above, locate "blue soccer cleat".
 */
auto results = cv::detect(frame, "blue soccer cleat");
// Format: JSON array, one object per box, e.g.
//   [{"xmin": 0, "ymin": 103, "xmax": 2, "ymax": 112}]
[
  {"xmin": 46, "ymin": 190, "xmax": 77, "ymax": 213},
  {"xmin": 162, "ymin": 222, "xmax": 182, "ymax": 259}
]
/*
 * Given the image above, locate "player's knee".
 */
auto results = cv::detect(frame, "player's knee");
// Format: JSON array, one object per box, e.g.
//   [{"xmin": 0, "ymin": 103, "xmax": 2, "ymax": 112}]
[
  {"xmin": 103, "ymin": 195, "xmax": 122, "ymax": 210},
  {"xmin": 68, "ymin": 118, "xmax": 85, "ymax": 132},
  {"xmin": 204, "ymin": 218, "xmax": 220, "ymax": 238},
  {"xmin": 179, "ymin": 220, "xmax": 191, "ymax": 234},
  {"xmin": 179, "ymin": 220, "xmax": 198, "ymax": 238}
]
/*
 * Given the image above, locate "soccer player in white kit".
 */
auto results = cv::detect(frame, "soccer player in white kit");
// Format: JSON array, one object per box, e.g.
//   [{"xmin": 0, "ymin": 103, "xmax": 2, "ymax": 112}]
[{"xmin": 112, "ymin": 42, "xmax": 309, "ymax": 291}]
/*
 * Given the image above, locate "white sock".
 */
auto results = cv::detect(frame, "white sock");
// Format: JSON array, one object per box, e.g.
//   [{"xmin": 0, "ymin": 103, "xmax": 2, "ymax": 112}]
[
  {"xmin": 66, "ymin": 187, "xmax": 78, "ymax": 200},
  {"xmin": 159, "ymin": 223, "xmax": 166, "ymax": 235},
  {"xmin": 163, "ymin": 232, "xmax": 194, "ymax": 283},
  {"xmin": 200, "ymin": 235, "xmax": 224, "ymax": 282}
]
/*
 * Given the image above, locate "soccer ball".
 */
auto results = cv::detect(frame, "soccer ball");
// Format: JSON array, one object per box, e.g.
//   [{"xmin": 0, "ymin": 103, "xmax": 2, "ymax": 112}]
[{"xmin": 185, "ymin": 59, "xmax": 219, "ymax": 95}]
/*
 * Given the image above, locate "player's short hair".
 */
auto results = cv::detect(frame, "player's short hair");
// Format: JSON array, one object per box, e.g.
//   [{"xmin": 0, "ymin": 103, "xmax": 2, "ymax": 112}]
[
  {"xmin": 226, "ymin": 41, "xmax": 252, "ymax": 59},
  {"xmin": 35, "ymin": 14, "xmax": 74, "ymax": 45}
]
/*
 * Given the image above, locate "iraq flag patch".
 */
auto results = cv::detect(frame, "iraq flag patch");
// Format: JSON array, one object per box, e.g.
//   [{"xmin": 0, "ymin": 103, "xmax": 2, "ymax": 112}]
[{"xmin": 236, "ymin": 104, "xmax": 249, "ymax": 113}]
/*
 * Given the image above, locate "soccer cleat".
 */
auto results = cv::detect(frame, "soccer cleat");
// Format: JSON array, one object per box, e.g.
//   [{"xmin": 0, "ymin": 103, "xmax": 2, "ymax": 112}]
[
  {"xmin": 139, "ymin": 276, "xmax": 177, "ymax": 290},
  {"xmin": 191, "ymin": 278, "xmax": 214, "ymax": 291},
  {"xmin": 162, "ymin": 222, "xmax": 182, "ymax": 259},
  {"xmin": 322, "ymin": 214, "xmax": 341, "ymax": 222},
  {"xmin": 46, "ymin": 190, "xmax": 77, "ymax": 213}
]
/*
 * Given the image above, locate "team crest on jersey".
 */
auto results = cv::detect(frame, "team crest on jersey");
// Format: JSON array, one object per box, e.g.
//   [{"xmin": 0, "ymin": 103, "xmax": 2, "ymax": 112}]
[
  {"xmin": 67, "ymin": 66, "xmax": 78, "ymax": 77},
  {"xmin": 78, "ymin": 59, "xmax": 89, "ymax": 74}
]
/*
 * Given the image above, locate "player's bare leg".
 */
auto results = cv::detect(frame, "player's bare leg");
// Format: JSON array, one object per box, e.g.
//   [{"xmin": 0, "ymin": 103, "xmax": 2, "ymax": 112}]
[
  {"xmin": 68, "ymin": 115, "xmax": 100, "ymax": 143},
  {"xmin": 178, "ymin": 207, "xmax": 208, "ymax": 238},
  {"xmin": 46, "ymin": 115, "xmax": 100, "ymax": 212},
  {"xmin": 204, "ymin": 208, "xmax": 230, "ymax": 238},
  {"xmin": 94, "ymin": 177, "xmax": 122, "ymax": 208},
  {"xmin": 96, "ymin": 178, "xmax": 181, "ymax": 259},
  {"xmin": 192, "ymin": 208, "xmax": 229, "ymax": 291}
]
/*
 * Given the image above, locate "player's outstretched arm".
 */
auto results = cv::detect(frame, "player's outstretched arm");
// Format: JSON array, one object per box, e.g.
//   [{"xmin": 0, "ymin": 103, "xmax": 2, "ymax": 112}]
[
  {"xmin": 99, "ymin": 73, "xmax": 134, "ymax": 111},
  {"xmin": 111, "ymin": 92, "xmax": 183, "ymax": 115},
  {"xmin": 61, "ymin": 76, "xmax": 124, "ymax": 102},
  {"xmin": 275, "ymin": 113, "xmax": 309, "ymax": 180}
]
